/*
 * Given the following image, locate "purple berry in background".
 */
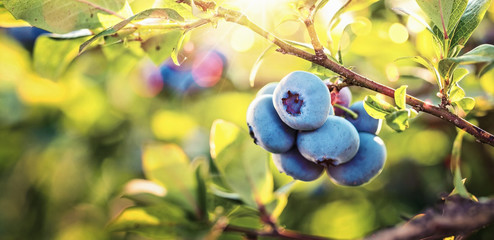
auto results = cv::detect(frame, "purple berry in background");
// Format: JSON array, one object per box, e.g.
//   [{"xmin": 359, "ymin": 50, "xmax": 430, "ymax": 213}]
[
  {"xmin": 345, "ymin": 101, "xmax": 382, "ymax": 135},
  {"xmin": 327, "ymin": 133, "xmax": 386, "ymax": 186},
  {"xmin": 297, "ymin": 116, "xmax": 359, "ymax": 166},
  {"xmin": 256, "ymin": 82, "xmax": 278, "ymax": 96},
  {"xmin": 272, "ymin": 147, "xmax": 324, "ymax": 181},
  {"xmin": 4, "ymin": 27, "xmax": 49, "ymax": 52},
  {"xmin": 331, "ymin": 87, "xmax": 352, "ymax": 116},
  {"xmin": 324, "ymin": 80, "xmax": 351, "ymax": 116},
  {"xmin": 273, "ymin": 71, "xmax": 330, "ymax": 130},
  {"xmin": 247, "ymin": 95, "xmax": 296, "ymax": 153}
]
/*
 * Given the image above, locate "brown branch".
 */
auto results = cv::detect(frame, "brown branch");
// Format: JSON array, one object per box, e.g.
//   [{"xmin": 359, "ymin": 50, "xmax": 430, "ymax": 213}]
[
  {"xmin": 365, "ymin": 195, "xmax": 494, "ymax": 240},
  {"xmin": 216, "ymin": 7, "xmax": 494, "ymax": 147},
  {"xmin": 74, "ymin": 0, "xmax": 126, "ymax": 20}
]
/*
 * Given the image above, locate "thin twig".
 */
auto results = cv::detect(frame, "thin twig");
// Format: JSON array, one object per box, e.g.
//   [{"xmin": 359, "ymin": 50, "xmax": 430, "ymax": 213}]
[{"xmin": 74, "ymin": 0, "xmax": 126, "ymax": 20}]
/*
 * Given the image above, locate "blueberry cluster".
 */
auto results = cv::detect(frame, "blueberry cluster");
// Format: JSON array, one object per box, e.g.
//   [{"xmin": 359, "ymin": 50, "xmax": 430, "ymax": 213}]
[{"xmin": 247, "ymin": 71, "xmax": 387, "ymax": 186}]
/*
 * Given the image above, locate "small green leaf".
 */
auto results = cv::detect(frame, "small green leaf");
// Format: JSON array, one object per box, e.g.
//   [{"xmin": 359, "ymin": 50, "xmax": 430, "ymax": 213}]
[
  {"xmin": 385, "ymin": 109, "xmax": 410, "ymax": 132},
  {"xmin": 409, "ymin": 108, "xmax": 419, "ymax": 119},
  {"xmin": 141, "ymin": 143, "xmax": 200, "ymax": 216},
  {"xmin": 33, "ymin": 36, "xmax": 89, "ymax": 80},
  {"xmin": 142, "ymin": 30, "xmax": 183, "ymax": 65},
  {"xmin": 450, "ymin": 67, "xmax": 469, "ymax": 87},
  {"xmin": 363, "ymin": 95, "xmax": 397, "ymax": 119},
  {"xmin": 394, "ymin": 85, "xmax": 408, "ymax": 110},
  {"xmin": 210, "ymin": 120, "xmax": 273, "ymax": 208},
  {"xmin": 450, "ymin": 0, "xmax": 492, "ymax": 49},
  {"xmin": 452, "ymin": 97, "xmax": 475, "ymax": 112},
  {"xmin": 449, "ymin": 84, "xmax": 465, "ymax": 103},
  {"xmin": 249, "ymin": 44, "xmax": 278, "ymax": 87}
]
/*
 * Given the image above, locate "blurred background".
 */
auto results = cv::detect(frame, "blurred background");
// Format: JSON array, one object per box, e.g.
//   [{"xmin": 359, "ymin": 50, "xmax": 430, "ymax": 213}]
[{"xmin": 1, "ymin": 0, "xmax": 494, "ymax": 239}]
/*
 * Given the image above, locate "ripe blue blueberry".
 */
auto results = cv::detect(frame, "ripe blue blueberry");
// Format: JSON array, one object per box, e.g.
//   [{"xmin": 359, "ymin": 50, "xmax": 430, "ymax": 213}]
[
  {"xmin": 246, "ymin": 95, "xmax": 296, "ymax": 153},
  {"xmin": 272, "ymin": 147, "xmax": 324, "ymax": 181},
  {"xmin": 327, "ymin": 133, "xmax": 386, "ymax": 186},
  {"xmin": 345, "ymin": 101, "xmax": 382, "ymax": 134},
  {"xmin": 297, "ymin": 116, "xmax": 359, "ymax": 165},
  {"xmin": 273, "ymin": 71, "xmax": 330, "ymax": 130},
  {"xmin": 256, "ymin": 82, "xmax": 278, "ymax": 96}
]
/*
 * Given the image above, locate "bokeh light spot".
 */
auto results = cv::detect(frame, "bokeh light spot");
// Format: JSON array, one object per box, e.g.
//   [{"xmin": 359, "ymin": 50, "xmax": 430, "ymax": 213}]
[
  {"xmin": 192, "ymin": 51, "xmax": 224, "ymax": 87},
  {"xmin": 230, "ymin": 27, "xmax": 255, "ymax": 52},
  {"xmin": 389, "ymin": 23, "xmax": 409, "ymax": 44}
]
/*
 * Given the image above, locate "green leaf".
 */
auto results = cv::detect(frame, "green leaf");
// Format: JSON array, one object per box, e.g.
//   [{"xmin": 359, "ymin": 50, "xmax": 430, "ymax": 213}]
[
  {"xmin": 450, "ymin": 0, "xmax": 492, "ymax": 49},
  {"xmin": 440, "ymin": 44, "xmax": 494, "ymax": 79},
  {"xmin": 171, "ymin": 31, "xmax": 191, "ymax": 66},
  {"xmin": 3, "ymin": 0, "xmax": 131, "ymax": 33},
  {"xmin": 33, "ymin": 36, "xmax": 89, "ymax": 80},
  {"xmin": 141, "ymin": 143, "xmax": 200, "ymax": 216},
  {"xmin": 107, "ymin": 204, "xmax": 209, "ymax": 239},
  {"xmin": 363, "ymin": 95, "xmax": 397, "ymax": 119},
  {"xmin": 142, "ymin": 30, "xmax": 183, "ymax": 65},
  {"xmin": 450, "ymin": 67, "xmax": 469, "ymax": 87},
  {"xmin": 394, "ymin": 85, "xmax": 408, "ymax": 110},
  {"xmin": 385, "ymin": 109, "xmax": 411, "ymax": 132},
  {"xmin": 249, "ymin": 44, "xmax": 278, "ymax": 87},
  {"xmin": 449, "ymin": 84, "xmax": 466, "ymax": 102},
  {"xmin": 210, "ymin": 119, "xmax": 273, "ymax": 208},
  {"xmin": 449, "ymin": 130, "xmax": 474, "ymax": 199},
  {"xmin": 79, "ymin": 8, "xmax": 184, "ymax": 53},
  {"xmin": 416, "ymin": 0, "xmax": 468, "ymax": 36},
  {"xmin": 446, "ymin": 44, "xmax": 494, "ymax": 64},
  {"xmin": 397, "ymin": 56, "xmax": 441, "ymax": 88},
  {"xmin": 452, "ymin": 97, "xmax": 475, "ymax": 112}
]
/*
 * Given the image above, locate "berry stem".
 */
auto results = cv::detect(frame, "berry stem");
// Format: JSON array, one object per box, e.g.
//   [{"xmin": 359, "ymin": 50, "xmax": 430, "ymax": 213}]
[{"xmin": 333, "ymin": 103, "xmax": 358, "ymax": 119}]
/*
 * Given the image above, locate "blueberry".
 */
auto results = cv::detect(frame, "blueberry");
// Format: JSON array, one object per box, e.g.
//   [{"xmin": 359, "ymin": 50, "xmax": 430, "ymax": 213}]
[
  {"xmin": 272, "ymin": 147, "xmax": 324, "ymax": 181},
  {"xmin": 247, "ymin": 95, "xmax": 296, "ymax": 153},
  {"xmin": 297, "ymin": 116, "xmax": 359, "ymax": 165},
  {"xmin": 345, "ymin": 101, "xmax": 382, "ymax": 134},
  {"xmin": 256, "ymin": 82, "xmax": 278, "ymax": 96},
  {"xmin": 327, "ymin": 133, "xmax": 386, "ymax": 186},
  {"xmin": 273, "ymin": 71, "xmax": 330, "ymax": 130}
]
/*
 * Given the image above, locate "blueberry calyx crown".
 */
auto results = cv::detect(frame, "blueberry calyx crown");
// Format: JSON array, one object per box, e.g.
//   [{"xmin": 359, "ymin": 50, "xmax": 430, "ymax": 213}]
[{"xmin": 282, "ymin": 90, "xmax": 303, "ymax": 115}]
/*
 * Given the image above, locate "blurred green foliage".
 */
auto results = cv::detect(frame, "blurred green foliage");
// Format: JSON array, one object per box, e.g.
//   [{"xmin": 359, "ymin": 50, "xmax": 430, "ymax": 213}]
[{"xmin": 1, "ymin": 0, "xmax": 494, "ymax": 240}]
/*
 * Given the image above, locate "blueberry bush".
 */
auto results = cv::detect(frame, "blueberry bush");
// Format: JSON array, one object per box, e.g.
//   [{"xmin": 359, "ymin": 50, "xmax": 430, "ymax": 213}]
[{"xmin": 1, "ymin": 0, "xmax": 494, "ymax": 239}]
